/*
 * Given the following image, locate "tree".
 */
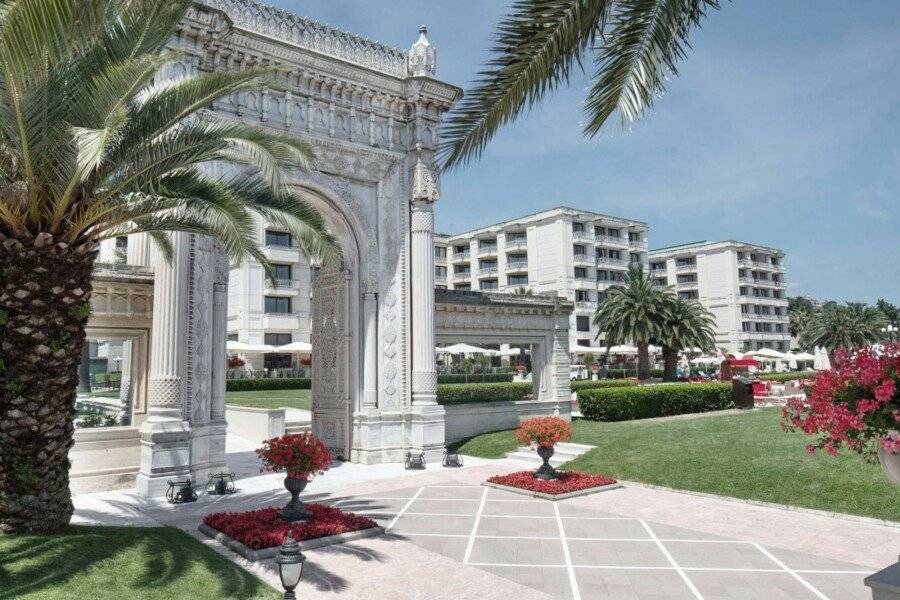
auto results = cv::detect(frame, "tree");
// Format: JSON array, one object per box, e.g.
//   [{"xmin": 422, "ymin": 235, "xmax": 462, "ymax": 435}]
[
  {"xmin": 439, "ymin": 0, "xmax": 720, "ymax": 169},
  {"xmin": 656, "ymin": 297, "xmax": 716, "ymax": 381},
  {"xmin": 0, "ymin": 0, "xmax": 337, "ymax": 533},
  {"xmin": 788, "ymin": 296, "xmax": 815, "ymax": 347},
  {"xmin": 592, "ymin": 263, "xmax": 667, "ymax": 380},
  {"xmin": 876, "ymin": 298, "xmax": 899, "ymax": 341},
  {"xmin": 801, "ymin": 303, "xmax": 887, "ymax": 354}
]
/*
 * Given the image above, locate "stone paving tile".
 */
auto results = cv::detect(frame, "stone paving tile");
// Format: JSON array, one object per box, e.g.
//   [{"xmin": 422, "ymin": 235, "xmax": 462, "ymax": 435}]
[
  {"xmin": 337, "ymin": 496, "xmax": 411, "ymax": 514},
  {"xmin": 800, "ymin": 572, "xmax": 872, "ymax": 600},
  {"xmin": 575, "ymin": 567, "xmax": 696, "ymax": 600},
  {"xmin": 408, "ymin": 497, "xmax": 480, "ymax": 515},
  {"xmin": 419, "ymin": 485, "xmax": 485, "ymax": 500},
  {"xmin": 479, "ymin": 565, "xmax": 574, "ymax": 600},
  {"xmin": 391, "ymin": 533, "xmax": 469, "ymax": 562},
  {"xmin": 482, "ymin": 499, "xmax": 557, "ymax": 517},
  {"xmin": 765, "ymin": 547, "xmax": 876, "ymax": 572},
  {"xmin": 476, "ymin": 514, "xmax": 561, "ymax": 538},
  {"xmin": 555, "ymin": 502, "xmax": 623, "ymax": 518},
  {"xmin": 664, "ymin": 540, "xmax": 779, "ymax": 570},
  {"xmin": 562, "ymin": 517, "xmax": 650, "ymax": 539},
  {"xmin": 568, "ymin": 539, "xmax": 671, "ymax": 568},
  {"xmin": 391, "ymin": 513, "xmax": 475, "ymax": 535},
  {"xmin": 468, "ymin": 537, "xmax": 566, "ymax": 566},
  {"xmin": 645, "ymin": 522, "xmax": 732, "ymax": 541},
  {"xmin": 484, "ymin": 487, "xmax": 545, "ymax": 502},
  {"xmin": 687, "ymin": 570, "xmax": 822, "ymax": 600}
]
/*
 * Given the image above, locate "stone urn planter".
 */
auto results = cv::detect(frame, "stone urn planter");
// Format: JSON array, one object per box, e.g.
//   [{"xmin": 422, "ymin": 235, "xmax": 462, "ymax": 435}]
[
  {"xmin": 279, "ymin": 476, "xmax": 313, "ymax": 522},
  {"xmin": 534, "ymin": 445, "xmax": 558, "ymax": 480}
]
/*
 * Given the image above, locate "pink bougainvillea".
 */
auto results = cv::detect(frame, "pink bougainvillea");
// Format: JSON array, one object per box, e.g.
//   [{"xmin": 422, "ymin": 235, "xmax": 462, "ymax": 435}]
[
  {"xmin": 487, "ymin": 471, "xmax": 617, "ymax": 495},
  {"xmin": 782, "ymin": 344, "xmax": 900, "ymax": 460},
  {"xmin": 204, "ymin": 504, "xmax": 376, "ymax": 550}
]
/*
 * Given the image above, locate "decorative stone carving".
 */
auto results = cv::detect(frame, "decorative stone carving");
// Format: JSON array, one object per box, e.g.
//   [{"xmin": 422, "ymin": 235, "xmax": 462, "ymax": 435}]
[
  {"xmin": 412, "ymin": 155, "xmax": 440, "ymax": 203},
  {"xmin": 408, "ymin": 25, "xmax": 436, "ymax": 77}
]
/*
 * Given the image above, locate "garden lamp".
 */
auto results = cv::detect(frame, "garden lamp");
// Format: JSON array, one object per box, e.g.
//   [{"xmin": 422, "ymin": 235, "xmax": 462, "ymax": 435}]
[{"xmin": 275, "ymin": 534, "xmax": 305, "ymax": 599}]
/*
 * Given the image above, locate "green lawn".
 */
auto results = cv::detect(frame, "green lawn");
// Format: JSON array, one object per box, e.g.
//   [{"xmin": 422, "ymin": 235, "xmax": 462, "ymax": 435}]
[
  {"xmin": 224, "ymin": 389, "xmax": 311, "ymax": 411},
  {"xmin": 0, "ymin": 526, "xmax": 278, "ymax": 600},
  {"xmin": 452, "ymin": 409, "xmax": 900, "ymax": 522}
]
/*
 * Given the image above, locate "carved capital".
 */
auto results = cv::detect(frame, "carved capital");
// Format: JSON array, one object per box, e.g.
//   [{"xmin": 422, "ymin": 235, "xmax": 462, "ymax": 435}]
[
  {"xmin": 412, "ymin": 157, "xmax": 440, "ymax": 203},
  {"xmin": 410, "ymin": 201, "xmax": 434, "ymax": 233}
]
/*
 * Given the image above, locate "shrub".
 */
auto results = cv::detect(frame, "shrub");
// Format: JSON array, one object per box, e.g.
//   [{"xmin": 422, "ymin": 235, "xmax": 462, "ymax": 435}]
[
  {"xmin": 571, "ymin": 379, "xmax": 638, "ymax": 392},
  {"xmin": 256, "ymin": 432, "xmax": 332, "ymax": 479},
  {"xmin": 437, "ymin": 373, "xmax": 514, "ymax": 384},
  {"xmin": 605, "ymin": 368, "xmax": 664, "ymax": 379},
  {"xmin": 437, "ymin": 382, "xmax": 532, "ymax": 405},
  {"xmin": 225, "ymin": 377, "xmax": 311, "ymax": 392},
  {"xmin": 757, "ymin": 371, "xmax": 816, "ymax": 383},
  {"xmin": 578, "ymin": 383, "xmax": 733, "ymax": 421},
  {"xmin": 515, "ymin": 416, "xmax": 572, "ymax": 448}
]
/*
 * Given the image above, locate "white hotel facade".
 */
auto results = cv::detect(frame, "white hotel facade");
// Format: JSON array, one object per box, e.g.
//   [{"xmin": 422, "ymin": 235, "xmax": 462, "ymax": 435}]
[
  {"xmin": 648, "ymin": 241, "xmax": 790, "ymax": 353},
  {"xmin": 434, "ymin": 206, "xmax": 649, "ymax": 350}
]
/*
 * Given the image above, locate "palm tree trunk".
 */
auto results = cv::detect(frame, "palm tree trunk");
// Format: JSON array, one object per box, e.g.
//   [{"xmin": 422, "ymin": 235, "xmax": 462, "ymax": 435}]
[
  {"xmin": 637, "ymin": 342, "xmax": 651, "ymax": 381},
  {"xmin": 0, "ymin": 235, "xmax": 97, "ymax": 533},
  {"xmin": 662, "ymin": 347, "xmax": 678, "ymax": 382}
]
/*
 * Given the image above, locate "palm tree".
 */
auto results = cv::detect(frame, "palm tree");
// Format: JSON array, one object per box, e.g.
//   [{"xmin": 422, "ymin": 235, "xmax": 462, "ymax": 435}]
[
  {"xmin": 513, "ymin": 286, "xmax": 533, "ymax": 295},
  {"xmin": 0, "ymin": 0, "xmax": 337, "ymax": 533},
  {"xmin": 592, "ymin": 263, "xmax": 667, "ymax": 380},
  {"xmin": 801, "ymin": 303, "xmax": 887, "ymax": 354},
  {"xmin": 439, "ymin": 0, "xmax": 720, "ymax": 168},
  {"xmin": 656, "ymin": 296, "xmax": 716, "ymax": 381}
]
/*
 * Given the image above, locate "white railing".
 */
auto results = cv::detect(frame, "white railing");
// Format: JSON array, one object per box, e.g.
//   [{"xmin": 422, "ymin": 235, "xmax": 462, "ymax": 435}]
[
  {"xmin": 506, "ymin": 261, "xmax": 528, "ymax": 270},
  {"xmin": 675, "ymin": 263, "xmax": 696, "ymax": 272},
  {"xmin": 478, "ymin": 266, "xmax": 498, "ymax": 275},
  {"xmin": 573, "ymin": 253, "xmax": 592, "ymax": 263},
  {"xmin": 505, "ymin": 237, "xmax": 528, "ymax": 249},
  {"xmin": 451, "ymin": 251, "xmax": 471, "ymax": 261}
]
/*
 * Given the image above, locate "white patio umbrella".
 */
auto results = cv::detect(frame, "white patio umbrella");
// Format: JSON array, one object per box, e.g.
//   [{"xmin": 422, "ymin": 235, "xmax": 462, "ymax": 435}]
[
  {"xmin": 747, "ymin": 348, "xmax": 788, "ymax": 360},
  {"xmin": 436, "ymin": 343, "xmax": 500, "ymax": 356},
  {"xmin": 276, "ymin": 341, "xmax": 313, "ymax": 353},
  {"xmin": 691, "ymin": 356, "xmax": 724, "ymax": 364},
  {"xmin": 226, "ymin": 340, "xmax": 277, "ymax": 352},
  {"xmin": 499, "ymin": 346, "xmax": 529, "ymax": 356},
  {"xmin": 813, "ymin": 346, "xmax": 832, "ymax": 370},
  {"xmin": 607, "ymin": 344, "xmax": 638, "ymax": 355},
  {"xmin": 570, "ymin": 345, "xmax": 608, "ymax": 354},
  {"xmin": 789, "ymin": 351, "xmax": 816, "ymax": 361}
]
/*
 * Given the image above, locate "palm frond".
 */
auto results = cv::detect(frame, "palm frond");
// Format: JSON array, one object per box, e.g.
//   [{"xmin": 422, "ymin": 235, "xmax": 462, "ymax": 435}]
[
  {"xmin": 438, "ymin": 0, "xmax": 611, "ymax": 169},
  {"xmin": 583, "ymin": 0, "xmax": 717, "ymax": 135}
]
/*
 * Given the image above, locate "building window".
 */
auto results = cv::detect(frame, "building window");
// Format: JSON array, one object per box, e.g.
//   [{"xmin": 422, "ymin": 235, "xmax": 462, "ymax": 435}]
[
  {"xmin": 675, "ymin": 257, "xmax": 696, "ymax": 267},
  {"xmin": 572, "ymin": 222, "xmax": 585, "ymax": 233},
  {"xmin": 272, "ymin": 263, "xmax": 292, "ymax": 281},
  {"xmin": 264, "ymin": 333, "xmax": 292, "ymax": 346},
  {"xmin": 227, "ymin": 333, "xmax": 238, "ymax": 342},
  {"xmin": 434, "ymin": 246, "xmax": 446, "ymax": 259},
  {"xmin": 264, "ymin": 353, "xmax": 292, "ymax": 369},
  {"xmin": 609, "ymin": 249, "xmax": 621, "ymax": 260},
  {"xmin": 578, "ymin": 338, "xmax": 591, "ymax": 347},
  {"xmin": 507, "ymin": 232, "xmax": 527, "ymax": 243},
  {"xmin": 628, "ymin": 231, "xmax": 641, "ymax": 242},
  {"xmin": 480, "ymin": 279, "xmax": 498, "ymax": 290},
  {"xmin": 478, "ymin": 238, "xmax": 497, "ymax": 251},
  {"xmin": 596, "ymin": 270, "xmax": 609, "ymax": 281},
  {"xmin": 630, "ymin": 252, "xmax": 642, "ymax": 264},
  {"xmin": 575, "ymin": 290, "xmax": 591, "ymax": 302},
  {"xmin": 508, "ymin": 274, "xmax": 528, "ymax": 286},
  {"xmin": 455, "ymin": 283, "xmax": 471, "ymax": 291},
  {"xmin": 454, "ymin": 264, "xmax": 470, "ymax": 274},
  {"xmin": 650, "ymin": 261, "xmax": 666, "ymax": 271},
  {"xmin": 653, "ymin": 277, "xmax": 667, "ymax": 287},
  {"xmin": 454, "ymin": 244, "xmax": 468, "ymax": 254},
  {"xmin": 607, "ymin": 228, "xmax": 621, "ymax": 238},
  {"xmin": 594, "ymin": 226, "xmax": 605, "ymax": 236},
  {"xmin": 576, "ymin": 316, "xmax": 590, "ymax": 332},
  {"xmin": 773, "ymin": 290, "xmax": 783, "ymax": 299},
  {"xmin": 435, "ymin": 265, "xmax": 447, "ymax": 277},
  {"xmin": 755, "ymin": 322, "xmax": 772, "ymax": 333},
  {"xmin": 265, "ymin": 230, "xmax": 292, "ymax": 247},
  {"xmin": 574, "ymin": 267, "xmax": 588, "ymax": 279},
  {"xmin": 742, "ymin": 321, "xmax": 752, "ymax": 332},
  {"xmin": 678, "ymin": 290, "xmax": 698, "ymax": 300},
  {"xmin": 573, "ymin": 244, "xmax": 586, "ymax": 255},
  {"xmin": 775, "ymin": 324, "xmax": 785, "ymax": 333},
  {"xmin": 264, "ymin": 296, "xmax": 292, "ymax": 314},
  {"xmin": 739, "ymin": 286, "xmax": 749, "ymax": 296},
  {"xmin": 436, "ymin": 284, "xmax": 447, "ymax": 290},
  {"xmin": 677, "ymin": 273, "xmax": 697, "ymax": 284},
  {"xmin": 611, "ymin": 271, "xmax": 624, "ymax": 281}
]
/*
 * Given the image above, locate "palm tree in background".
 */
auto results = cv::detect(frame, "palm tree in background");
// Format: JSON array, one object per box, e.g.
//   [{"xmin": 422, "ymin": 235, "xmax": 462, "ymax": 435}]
[
  {"xmin": 592, "ymin": 263, "xmax": 667, "ymax": 380},
  {"xmin": 440, "ymin": 0, "xmax": 720, "ymax": 168},
  {"xmin": 0, "ymin": 0, "xmax": 337, "ymax": 533},
  {"xmin": 801, "ymin": 303, "xmax": 887, "ymax": 355},
  {"xmin": 656, "ymin": 296, "xmax": 716, "ymax": 381}
]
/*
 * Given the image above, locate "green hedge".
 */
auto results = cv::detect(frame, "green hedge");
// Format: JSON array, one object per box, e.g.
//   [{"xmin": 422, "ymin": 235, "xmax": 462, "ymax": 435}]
[
  {"xmin": 604, "ymin": 368, "xmax": 665, "ymax": 379},
  {"xmin": 570, "ymin": 379, "xmax": 639, "ymax": 392},
  {"xmin": 437, "ymin": 382, "xmax": 532, "ymax": 405},
  {"xmin": 578, "ymin": 383, "xmax": 733, "ymax": 421},
  {"xmin": 757, "ymin": 371, "xmax": 816, "ymax": 383},
  {"xmin": 437, "ymin": 373, "xmax": 514, "ymax": 384},
  {"xmin": 225, "ymin": 377, "xmax": 311, "ymax": 392}
]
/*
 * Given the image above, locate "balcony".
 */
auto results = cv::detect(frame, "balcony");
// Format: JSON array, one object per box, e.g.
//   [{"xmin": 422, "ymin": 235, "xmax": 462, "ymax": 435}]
[
  {"xmin": 265, "ymin": 279, "xmax": 301, "ymax": 292},
  {"xmin": 737, "ymin": 257, "xmax": 753, "ymax": 267},
  {"xmin": 596, "ymin": 256, "xmax": 627, "ymax": 267},
  {"xmin": 477, "ymin": 266, "xmax": 499, "ymax": 277},
  {"xmin": 594, "ymin": 234, "xmax": 628, "ymax": 246},
  {"xmin": 452, "ymin": 272, "xmax": 472, "ymax": 283},
  {"xmin": 505, "ymin": 237, "xmax": 528, "ymax": 249},
  {"xmin": 451, "ymin": 251, "xmax": 471, "ymax": 262},
  {"xmin": 573, "ymin": 253, "xmax": 593, "ymax": 265},
  {"xmin": 572, "ymin": 230, "xmax": 594, "ymax": 242},
  {"xmin": 629, "ymin": 238, "xmax": 648, "ymax": 250},
  {"xmin": 263, "ymin": 245, "xmax": 300, "ymax": 263},
  {"xmin": 676, "ymin": 279, "xmax": 698, "ymax": 288},
  {"xmin": 506, "ymin": 260, "xmax": 528, "ymax": 273},
  {"xmin": 675, "ymin": 263, "xmax": 697, "ymax": 272},
  {"xmin": 476, "ymin": 245, "xmax": 498, "ymax": 257},
  {"xmin": 435, "ymin": 273, "xmax": 447, "ymax": 285},
  {"xmin": 575, "ymin": 300, "xmax": 595, "ymax": 311},
  {"xmin": 263, "ymin": 312, "xmax": 301, "ymax": 330}
]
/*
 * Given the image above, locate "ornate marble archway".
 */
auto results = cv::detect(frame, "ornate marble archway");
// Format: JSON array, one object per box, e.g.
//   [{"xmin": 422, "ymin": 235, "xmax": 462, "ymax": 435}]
[{"xmin": 128, "ymin": 0, "xmax": 460, "ymax": 495}]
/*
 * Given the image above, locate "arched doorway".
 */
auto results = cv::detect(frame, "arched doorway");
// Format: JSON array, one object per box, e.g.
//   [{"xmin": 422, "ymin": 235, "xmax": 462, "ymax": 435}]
[{"xmin": 299, "ymin": 184, "xmax": 365, "ymax": 461}]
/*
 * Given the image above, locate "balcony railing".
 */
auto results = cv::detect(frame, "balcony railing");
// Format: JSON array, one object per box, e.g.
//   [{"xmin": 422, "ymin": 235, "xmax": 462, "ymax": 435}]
[
  {"xmin": 572, "ymin": 230, "xmax": 594, "ymax": 242},
  {"xmin": 452, "ymin": 271, "xmax": 471, "ymax": 280},
  {"xmin": 575, "ymin": 300, "xmax": 595, "ymax": 310},
  {"xmin": 478, "ymin": 266, "xmax": 498, "ymax": 276},
  {"xmin": 505, "ymin": 237, "xmax": 528, "ymax": 249},
  {"xmin": 596, "ymin": 256, "xmax": 627, "ymax": 266},
  {"xmin": 506, "ymin": 260, "xmax": 528, "ymax": 271},
  {"xmin": 573, "ymin": 253, "xmax": 592, "ymax": 264},
  {"xmin": 451, "ymin": 251, "xmax": 471, "ymax": 261},
  {"xmin": 477, "ymin": 245, "xmax": 498, "ymax": 257},
  {"xmin": 675, "ymin": 263, "xmax": 697, "ymax": 272},
  {"xmin": 676, "ymin": 279, "xmax": 698, "ymax": 287},
  {"xmin": 267, "ymin": 278, "xmax": 301, "ymax": 289},
  {"xmin": 594, "ymin": 234, "xmax": 628, "ymax": 246}
]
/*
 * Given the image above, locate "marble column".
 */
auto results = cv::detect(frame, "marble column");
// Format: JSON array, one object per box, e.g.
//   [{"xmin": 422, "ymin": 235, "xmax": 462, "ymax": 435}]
[
  {"xmin": 136, "ymin": 232, "xmax": 192, "ymax": 497},
  {"xmin": 362, "ymin": 291, "xmax": 378, "ymax": 410},
  {"xmin": 410, "ymin": 198, "xmax": 437, "ymax": 406},
  {"xmin": 126, "ymin": 232, "xmax": 152, "ymax": 267},
  {"xmin": 204, "ymin": 250, "xmax": 230, "ymax": 477}
]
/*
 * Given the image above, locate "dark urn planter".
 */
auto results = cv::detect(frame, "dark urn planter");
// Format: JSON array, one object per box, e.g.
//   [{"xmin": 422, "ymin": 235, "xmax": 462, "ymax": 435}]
[
  {"xmin": 534, "ymin": 445, "xmax": 559, "ymax": 480},
  {"xmin": 279, "ymin": 476, "xmax": 312, "ymax": 521}
]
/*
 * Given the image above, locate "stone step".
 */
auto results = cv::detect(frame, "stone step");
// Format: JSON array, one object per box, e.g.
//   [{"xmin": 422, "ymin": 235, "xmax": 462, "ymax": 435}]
[
  {"xmin": 285, "ymin": 420, "xmax": 311, "ymax": 435},
  {"xmin": 504, "ymin": 442, "xmax": 595, "ymax": 467}
]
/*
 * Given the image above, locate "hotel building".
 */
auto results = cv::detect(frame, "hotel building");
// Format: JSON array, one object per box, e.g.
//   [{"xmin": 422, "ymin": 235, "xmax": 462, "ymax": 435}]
[{"xmin": 648, "ymin": 241, "xmax": 790, "ymax": 353}]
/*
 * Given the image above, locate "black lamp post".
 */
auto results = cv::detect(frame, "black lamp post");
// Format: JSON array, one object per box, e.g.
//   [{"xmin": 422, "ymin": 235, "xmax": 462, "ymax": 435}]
[{"xmin": 275, "ymin": 534, "xmax": 305, "ymax": 599}]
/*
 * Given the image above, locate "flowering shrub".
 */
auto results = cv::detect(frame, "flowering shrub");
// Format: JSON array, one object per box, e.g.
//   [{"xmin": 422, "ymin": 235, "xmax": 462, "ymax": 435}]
[
  {"xmin": 487, "ymin": 471, "xmax": 617, "ymax": 495},
  {"xmin": 515, "ymin": 416, "xmax": 573, "ymax": 448},
  {"xmin": 782, "ymin": 344, "xmax": 900, "ymax": 460},
  {"xmin": 256, "ymin": 432, "xmax": 332, "ymax": 479},
  {"xmin": 204, "ymin": 504, "xmax": 376, "ymax": 549}
]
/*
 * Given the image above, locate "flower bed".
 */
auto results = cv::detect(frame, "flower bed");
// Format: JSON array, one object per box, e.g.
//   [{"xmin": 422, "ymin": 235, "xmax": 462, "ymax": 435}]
[
  {"xmin": 487, "ymin": 470, "xmax": 617, "ymax": 496},
  {"xmin": 203, "ymin": 504, "xmax": 376, "ymax": 550}
]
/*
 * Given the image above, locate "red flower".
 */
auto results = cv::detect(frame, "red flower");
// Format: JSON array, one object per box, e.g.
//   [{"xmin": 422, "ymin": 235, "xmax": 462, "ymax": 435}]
[
  {"xmin": 203, "ymin": 504, "xmax": 376, "ymax": 550},
  {"xmin": 256, "ymin": 432, "xmax": 332, "ymax": 479},
  {"xmin": 514, "ymin": 417, "xmax": 573, "ymax": 449},
  {"xmin": 487, "ymin": 471, "xmax": 616, "ymax": 495},
  {"xmin": 875, "ymin": 379, "xmax": 896, "ymax": 403}
]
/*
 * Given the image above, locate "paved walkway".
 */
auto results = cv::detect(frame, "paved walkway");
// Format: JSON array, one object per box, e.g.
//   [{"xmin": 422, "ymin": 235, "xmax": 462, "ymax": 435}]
[{"xmin": 72, "ymin": 457, "xmax": 898, "ymax": 600}]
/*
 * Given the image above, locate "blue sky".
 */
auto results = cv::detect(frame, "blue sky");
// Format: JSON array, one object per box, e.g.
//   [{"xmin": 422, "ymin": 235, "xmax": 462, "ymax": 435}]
[{"xmin": 271, "ymin": 1, "xmax": 900, "ymax": 304}]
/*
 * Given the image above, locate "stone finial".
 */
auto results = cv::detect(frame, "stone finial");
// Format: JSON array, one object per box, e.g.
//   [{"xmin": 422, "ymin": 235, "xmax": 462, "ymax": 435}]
[
  {"xmin": 408, "ymin": 24, "xmax": 436, "ymax": 77},
  {"xmin": 412, "ymin": 156, "xmax": 440, "ymax": 202}
]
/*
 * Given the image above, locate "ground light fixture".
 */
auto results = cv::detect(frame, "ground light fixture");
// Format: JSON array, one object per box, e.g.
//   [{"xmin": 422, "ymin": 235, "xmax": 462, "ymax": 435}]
[{"xmin": 275, "ymin": 534, "xmax": 306, "ymax": 599}]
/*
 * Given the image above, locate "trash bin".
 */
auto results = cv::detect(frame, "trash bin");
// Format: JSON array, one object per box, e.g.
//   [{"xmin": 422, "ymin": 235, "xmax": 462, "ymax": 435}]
[{"xmin": 732, "ymin": 376, "xmax": 755, "ymax": 409}]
